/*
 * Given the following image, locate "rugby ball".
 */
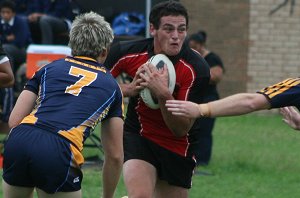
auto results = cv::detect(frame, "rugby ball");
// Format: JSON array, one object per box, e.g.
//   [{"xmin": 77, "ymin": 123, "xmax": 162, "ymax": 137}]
[{"xmin": 140, "ymin": 54, "xmax": 176, "ymax": 109}]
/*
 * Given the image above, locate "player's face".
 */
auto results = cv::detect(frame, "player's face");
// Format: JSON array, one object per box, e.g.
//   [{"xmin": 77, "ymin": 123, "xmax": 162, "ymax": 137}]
[{"xmin": 151, "ymin": 15, "xmax": 187, "ymax": 56}]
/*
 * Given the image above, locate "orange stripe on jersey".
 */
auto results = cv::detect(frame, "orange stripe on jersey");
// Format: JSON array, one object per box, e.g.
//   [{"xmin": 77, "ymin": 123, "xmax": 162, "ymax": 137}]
[
  {"xmin": 21, "ymin": 113, "xmax": 38, "ymax": 124},
  {"xmin": 259, "ymin": 78, "xmax": 300, "ymax": 98},
  {"xmin": 70, "ymin": 144, "xmax": 84, "ymax": 166},
  {"xmin": 58, "ymin": 125, "xmax": 86, "ymax": 151},
  {"xmin": 65, "ymin": 58, "xmax": 107, "ymax": 73}
]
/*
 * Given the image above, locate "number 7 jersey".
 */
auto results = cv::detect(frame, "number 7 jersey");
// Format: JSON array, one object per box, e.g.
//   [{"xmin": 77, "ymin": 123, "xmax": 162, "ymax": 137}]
[{"xmin": 21, "ymin": 56, "xmax": 124, "ymax": 152}]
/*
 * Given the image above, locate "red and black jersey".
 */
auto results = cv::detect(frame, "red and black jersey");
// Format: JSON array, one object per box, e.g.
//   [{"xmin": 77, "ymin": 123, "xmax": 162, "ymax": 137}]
[{"xmin": 105, "ymin": 38, "xmax": 210, "ymax": 156}]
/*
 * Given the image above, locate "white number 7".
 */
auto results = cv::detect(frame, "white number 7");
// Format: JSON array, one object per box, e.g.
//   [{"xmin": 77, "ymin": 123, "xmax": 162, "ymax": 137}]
[{"xmin": 65, "ymin": 66, "xmax": 98, "ymax": 96}]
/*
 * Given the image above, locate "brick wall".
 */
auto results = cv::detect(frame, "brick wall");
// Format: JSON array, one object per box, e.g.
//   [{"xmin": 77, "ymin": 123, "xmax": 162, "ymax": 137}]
[
  {"xmin": 181, "ymin": 0, "xmax": 300, "ymax": 98},
  {"xmin": 248, "ymin": 0, "xmax": 300, "ymax": 93},
  {"xmin": 182, "ymin": 0, "xmax": 250, "ymax": 97}
]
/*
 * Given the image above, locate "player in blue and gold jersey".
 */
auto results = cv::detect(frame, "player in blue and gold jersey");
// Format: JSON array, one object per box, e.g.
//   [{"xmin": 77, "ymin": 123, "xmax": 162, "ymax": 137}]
[
  {"xmin": 166, "ymin": 77, "xmax": 300, "ymax": 124},
  {"xmin": 2, "ymin": 12, "xmax": 124, "ymax": 198}
]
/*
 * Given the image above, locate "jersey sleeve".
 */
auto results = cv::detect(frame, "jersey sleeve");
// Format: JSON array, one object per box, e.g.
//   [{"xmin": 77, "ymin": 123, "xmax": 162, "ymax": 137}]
[
  {"xmin": 257, "ymin": 78, "xmax": 300, "ymax": 109},
  {"xmin": 23, "ymin": 66, "xmax": 45, "ymax": 94},
  {"xmin": 181, "ymin": 52, "xmax": 211, "ymax": 104},
  {"xmin": 105, "ymin": 83, "xmax": 125, "ymax": 120},
  {"xmin": 104, "ymin": 41, "xmax": 124, "ymax": 77},
  {"xmin": 205, "ymin": 53, "xmax": 224, "ymax": 69}
]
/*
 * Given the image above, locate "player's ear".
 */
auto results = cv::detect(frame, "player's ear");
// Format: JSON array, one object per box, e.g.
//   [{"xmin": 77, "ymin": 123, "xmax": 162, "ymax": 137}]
[
  {"xmin": 149, "ymin": 24, "xmax": 156, "ymax": 37},
  {"xmin": 98, "ymin": 48, "xmax": 108, "ymax": 63},
  {"xmin": 102, "ymin": 48, "xmax": 109, "ymax": 57}
]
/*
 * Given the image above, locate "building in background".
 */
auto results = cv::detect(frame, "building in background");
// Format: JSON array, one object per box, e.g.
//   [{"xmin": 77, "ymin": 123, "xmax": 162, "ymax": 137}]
[{"xmin": 183, "ymin": 0, "xmax": 300, "ymax": 100}]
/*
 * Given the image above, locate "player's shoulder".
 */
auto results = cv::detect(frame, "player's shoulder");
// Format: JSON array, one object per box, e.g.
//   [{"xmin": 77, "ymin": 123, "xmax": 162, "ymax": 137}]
[
  {"xmin": 42, "ymin": 58, "xmax": 69, "ymax": 71},
  {"xmin": 180, "ymin": 44, "xmax": 210, "ymax": 73},
  {"xmin": 117, "ymin": 37, "xmax": 152, "ymax": 54}
]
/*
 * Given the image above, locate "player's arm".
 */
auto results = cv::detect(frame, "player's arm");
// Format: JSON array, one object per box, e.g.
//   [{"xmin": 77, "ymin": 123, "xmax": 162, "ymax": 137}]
[
  {"xmin": 206, "ymin": 53, "xmax": 224, "ymax": 85},
  {"xmin": 8, "ymin": 90, "xmax": 37, "ymax": 128},
  {"xmin": 101, "ymin": 117, "xmax": 124, "ymax": 198},
  {"xmin": 140, "ymin": 64, "xmax": 194, "ymax": 137},
  {"xmin": 166, "ymin": 93, "xmax": 270, "ymax": 118},
  {"xmin": 160, "ymin": 95, "xmax": 194, "ymax": 137},
  {"xmin": 209, "ymin": 65, "xmax": 223, "ymax": 84},
  {"xmin": 0, "ymin": 56, "xmax": 14, "ymax": 88}
]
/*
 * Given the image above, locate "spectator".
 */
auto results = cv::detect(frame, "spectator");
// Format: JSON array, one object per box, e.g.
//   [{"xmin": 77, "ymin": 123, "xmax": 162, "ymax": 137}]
[
  {"xmin": 26, "ymin": 0, "xmax": 76, "ymax": 44},
  {"xmin": 0, "ymin": 0, "xmax": 31, "ymax": 74},
  {"xmin": 11, "ymin": 0, "xmax": 28, "ymax": 17},
  {"xmin": 0, "ymin": 0, "xmax": 28, "ymax": 135},
  {"xmin": 188, "ymin": 30, "xmax": 225, "ymax": 166}
]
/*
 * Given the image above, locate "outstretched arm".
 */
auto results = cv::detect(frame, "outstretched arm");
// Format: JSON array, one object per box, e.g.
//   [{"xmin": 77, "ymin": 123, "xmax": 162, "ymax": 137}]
[
  {"xmin": 166, "ymin": 93, "xmax": 271, "ymax": 118},
  {"xmin": 280, "ymin": 107, "xmax": 300, "ymax": 130}
]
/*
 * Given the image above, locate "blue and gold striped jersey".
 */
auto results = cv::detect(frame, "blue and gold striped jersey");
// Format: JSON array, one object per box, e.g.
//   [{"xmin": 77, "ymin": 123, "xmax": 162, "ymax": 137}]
[
  {"xmin": 21, "ymin": 56, "xmax": 124, "ymax": 152},
  {"xmin": 257, "ymin": 78, "xmax": 300, "ymax": 109}
]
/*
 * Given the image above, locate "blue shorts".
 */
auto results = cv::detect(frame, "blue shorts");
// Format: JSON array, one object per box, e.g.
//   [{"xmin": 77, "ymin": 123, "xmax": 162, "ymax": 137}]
[{"xmin": 2, "ymin": 124, "xmax": 83, "ymax": 194}]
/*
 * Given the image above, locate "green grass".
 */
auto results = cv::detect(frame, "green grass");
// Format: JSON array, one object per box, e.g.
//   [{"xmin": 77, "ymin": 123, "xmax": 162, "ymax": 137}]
[
  {"xmin": 1, "ymin": 113, "xmax": 300, "ymax": 197},
  {"xmin": 189, "ymin": 113, "xmax": 300, "ymax": 198}
]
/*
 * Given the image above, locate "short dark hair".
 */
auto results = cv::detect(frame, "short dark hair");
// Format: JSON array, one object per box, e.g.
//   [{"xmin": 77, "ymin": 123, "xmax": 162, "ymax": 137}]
[
  {"xmin": 0, "ymin": 0, "xmax": 16, "ymax": 13},
  {"xmin": 188, "ymin": 30, "xmax": 207, "ymax": 44},
  {"xmin": 149, "ymin": 0, "xmax": 188, "ymax": 29}
]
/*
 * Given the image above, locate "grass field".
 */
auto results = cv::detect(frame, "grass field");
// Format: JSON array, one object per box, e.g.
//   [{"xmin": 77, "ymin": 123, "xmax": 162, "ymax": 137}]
[{"xmin": 2, "ymin": 112, "xmax": 300, "ymax": 197}]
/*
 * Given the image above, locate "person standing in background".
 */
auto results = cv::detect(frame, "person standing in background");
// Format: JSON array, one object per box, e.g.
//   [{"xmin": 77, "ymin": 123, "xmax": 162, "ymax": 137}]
[
  {"xmin": 188, "ymin": 30, "xmax": 225, "ymax": 166},
  {"xmin": 26, "ymin": 0, "xmax": 75, "ymax": 44},
  {"xmin": 0, "ymin": 0, "xmax": 31, "ymax": 74}
]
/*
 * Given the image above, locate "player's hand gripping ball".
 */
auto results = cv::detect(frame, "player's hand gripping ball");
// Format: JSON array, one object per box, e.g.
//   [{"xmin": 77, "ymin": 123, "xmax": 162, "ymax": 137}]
[{"xmin": 140, "ymin": 54, "xmax": 176, "ymax": 109}]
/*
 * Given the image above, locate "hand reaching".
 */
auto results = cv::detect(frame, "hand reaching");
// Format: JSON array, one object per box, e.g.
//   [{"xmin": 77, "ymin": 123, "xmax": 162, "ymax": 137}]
[
  {"xmin": 166, "ymin": 100, "xmax": 201, "ymax": 118},
  {"xmin": 280, "ymin": 106, "xmax": 300, "ymax": 130}
]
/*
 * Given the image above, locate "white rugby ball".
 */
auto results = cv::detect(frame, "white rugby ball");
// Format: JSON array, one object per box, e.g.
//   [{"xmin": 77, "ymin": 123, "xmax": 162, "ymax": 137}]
[{"xmin": 140, "ymin": 54, "xmax": 176, "ymax": 109}]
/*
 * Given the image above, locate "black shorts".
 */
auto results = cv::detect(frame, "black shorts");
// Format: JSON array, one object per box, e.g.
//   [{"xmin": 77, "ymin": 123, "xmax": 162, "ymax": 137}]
[
  {"xmin": 124, "ymin": 131, "xmax": 196, "ymax": 189},
  {"xmin": 2, "ymin": 124, "xmax": 83, "ymax": 194}
]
